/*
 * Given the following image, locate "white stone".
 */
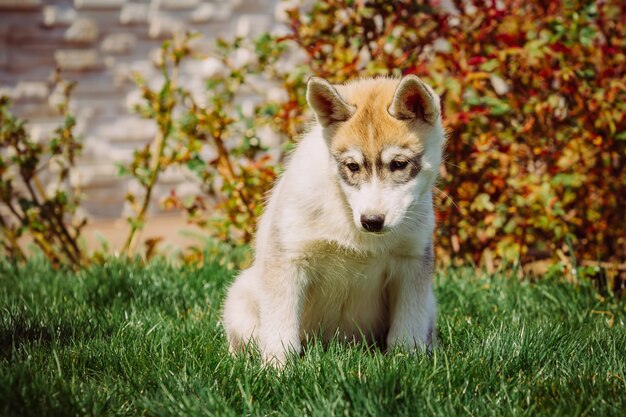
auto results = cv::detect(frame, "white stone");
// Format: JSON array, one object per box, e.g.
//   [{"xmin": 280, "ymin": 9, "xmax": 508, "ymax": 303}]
[
  {"xmin": 273, "ymin": 46, "xmax": 307, "ymax": 74},
  {"xmin": 236, "ymin": 74, "xmax": 262, "ymax": 96},
  {"xmin": 103, "ymin": 55, "xmax": 116, "ymax": 69},
  {"xmin": 73, "ymin": 108, "xmax": 94, "ymax": 137},
  {"xmin": 274, "ymin": 0, "xmax": 298, "ymax": 23},
  {"xmin": 125, "ymin": 89, "xmax": 143, "ymax": 111},
  {"xmin": 73, "ymin": 206, "xmax": 88, "ymax": 224},
  {"xmin": 121, "ymin": 198, "xmax": 135, "ymax": 218},
  {"xmin": 112, "ymin": 63, "xmax": 132, "ymax": 86},
  {"xmin": 109, "ymin": 147, "xmax": 136, "ymax": 163},
  {"xmin": 64, "ymin": 18, "xmax": 99, "ymax": 43},
  {"xmin": 101, "ymin": 33, "xmax": 137, "ymax": 54},
  {"xmin": 115, "ymin": 60, "xmax": 156, "ymax": 87},
  {"xmin": 5, "ymin": 146, "xmax": 17, "ymax": 159},
  {"xmin": 54, "ymin": 49, "xmax": 101, "ymax": 71},
  {"xmin": 94, "ymin": 116, "xmax": 157, "ymax": 143},
  {"xmin": 47, "ymin": 155, "xmax": 66, "ymax": 175},
  {"xmin": 84, "ymin": 137, "xmax": 133, "ymax": 164},
  {"xmin": 46, "ymin": 181, "xmax": 68, "ymax": 199},
  {"xmin": 130, "ymin": 60, "xmax": 154, "ymax": 74},
  {"xmin": 28, "ymin": 121, "xmax": 58, "ymax": 143},
  {"xmin": 149, "ymin": 47, "xmax": 164, "ymax": 67},
  {"xmin": 42, "ymin": 5, "xmax": 77, "ymax": 27},
  {"xmin": 236, "ymin": 14, "xmax": 270, "ymax": 38},
  {"xmin": 189, "ymin": 81, "xmax": 207, "ymax": 104},
  {"xmin": 69, "ymin": 168, "xmax": 82, "ymax": 188},
  {"xmin": 229, "ymin": 47, "xmax": 256, "ymax": 69},
  {"xmin": 160, "ymin": 0, "xmax": 200, "ymax": 10},
  {"xmin": 0, "ymin": 86, "xmax": 12, "ymax": 98},
  {"xmin": 74, "ymin": 163, "xmax": 119, "ymax": 188},
  {"xmin": 127, "ymin": 178, "xmax": 146, "ymax": 196},
  {"xmin": 240, "ymin": 97, "xmax": 255, "ymax": 118},
  {"xmin": 75, "ymin": 0, "xmax": 125, "ymax": 10},
  {"xmin": 190, "ymin": 3, "xmax": 232, "ymax": 23},
  {"xmin": 82, "ymin": 137, "xmax": 111, "ymax": 160},
  {"xmin": 149, "ymin": 14, "xmax": 184, "ymax": 39},
  {"xmin": 199, "ymin": 143, "xmax": 217, "ymax": 163},
  {"xmin": 233, "ymin": 0, "xmax": 275, "ymax": 13},
  {"xmin": 0, "ymin": 0, "xmax": 41, "ymax": 9},
  {"xmin": 187, "ymin": 35, "xmax": 215, "ymax": 55},
  {"xmin": 160, "ymin": 166, "xmax": 187, "ymax": 184},
  {"xmin": 174, "ymin": 181, "xmax": 202, "ymax": 200},
  {"xmin": 227, "ymin": 0, "xmax": 244, "ymax": 8},
  {"xmin": 47, "ymin": 84, "xmax": 66, "ymax": 110},
  {"xmin": 270, "ymin": 23, "xmax": 291, "ymax": 37},
  {"xmin": 120, "ymin": 3, "xmax": 150, "ymax": 25},
  {"xmin": 200, "ymin": 56, "xmax": 227, "ymax": 78},
  {"xmin": 12, "ymin": 81, "xmax": 49, "ymax": 101}
]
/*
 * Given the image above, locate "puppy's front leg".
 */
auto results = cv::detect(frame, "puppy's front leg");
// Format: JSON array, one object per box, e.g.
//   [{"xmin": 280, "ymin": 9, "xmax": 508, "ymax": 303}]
[
  {"xmin": 258, "ymin": 261, "xmax": 307, "ymax": 367},
  {"xmin": 387, "ymin": 248, "xmax": 436, "ymax": 352}
]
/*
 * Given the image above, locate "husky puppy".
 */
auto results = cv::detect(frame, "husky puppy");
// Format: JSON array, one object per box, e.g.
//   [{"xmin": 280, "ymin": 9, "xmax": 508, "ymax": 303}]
[{"xmin": 223, "ymin": 75, "xmax": 445, "ymax": 366}]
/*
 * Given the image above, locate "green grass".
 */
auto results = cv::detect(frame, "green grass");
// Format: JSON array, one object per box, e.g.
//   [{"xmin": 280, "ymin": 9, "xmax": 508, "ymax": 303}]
[{"xmin": 0, "ymin": 258, "xmax": 624, "ymax": 417}]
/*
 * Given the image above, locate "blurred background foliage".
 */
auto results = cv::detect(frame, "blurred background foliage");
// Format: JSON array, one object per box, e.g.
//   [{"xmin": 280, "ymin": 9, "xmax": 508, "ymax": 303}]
[
  {"xmin": 275, "ymin": 0, "xmax": 626, "ymax": 270},
  {"xmin": 1, "ymin": 0, "xmax": 625, "ymax": 280}
]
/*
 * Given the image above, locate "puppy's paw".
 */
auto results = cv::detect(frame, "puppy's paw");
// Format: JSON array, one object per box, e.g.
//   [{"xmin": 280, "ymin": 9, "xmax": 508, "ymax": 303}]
[
  {"xmin": 261, "ymin": 350, "xmax": 288, "ymax": 369},
  {"xmin": 260, "ymin": 342, "xmax": 301, "ymax": 369},
  {"xmin": 388, "ymin": 313, "xmax": 437, "ymax": 353},
  {"xmin": 387, "ymin": 326, "xmax": 432, "ymax": 353}
]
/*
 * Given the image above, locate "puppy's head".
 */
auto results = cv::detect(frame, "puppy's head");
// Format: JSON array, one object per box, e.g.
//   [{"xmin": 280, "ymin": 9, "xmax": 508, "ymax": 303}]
[{"xmin": 306, "ymin": 75, "xmax": 444, "ymax": 234}]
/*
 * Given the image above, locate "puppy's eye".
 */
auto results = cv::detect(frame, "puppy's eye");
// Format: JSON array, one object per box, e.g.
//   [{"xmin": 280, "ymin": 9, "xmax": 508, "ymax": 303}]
[
  {"xmin": 390, "ymin": 160, "xmax": 409, "ymax": 171},
  {"xmin": 346, "ymin": 162, "xmax": 360, "ymax": 172}
]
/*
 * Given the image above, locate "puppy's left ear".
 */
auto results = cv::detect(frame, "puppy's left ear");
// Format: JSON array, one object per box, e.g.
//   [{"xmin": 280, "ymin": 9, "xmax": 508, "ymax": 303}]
[{"xmin": 389, "ymin": 75, "xmax": 440, "ymax": 124}]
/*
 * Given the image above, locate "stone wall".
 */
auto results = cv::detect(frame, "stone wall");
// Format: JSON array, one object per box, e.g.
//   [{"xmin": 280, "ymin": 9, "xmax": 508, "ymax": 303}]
[{"xmin": 0, "ymin": 0, "xmax": 284, "ymax": 219}]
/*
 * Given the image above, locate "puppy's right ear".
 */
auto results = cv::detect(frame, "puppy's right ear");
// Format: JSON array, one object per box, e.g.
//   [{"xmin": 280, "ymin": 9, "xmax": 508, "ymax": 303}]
[{"xmin": 306, "ymin": 77, "xmax": 355, "ymax": 128}]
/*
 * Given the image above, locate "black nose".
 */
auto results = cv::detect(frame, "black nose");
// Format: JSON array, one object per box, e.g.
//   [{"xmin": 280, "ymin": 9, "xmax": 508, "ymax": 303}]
[{"xmin": 360, "ymin": 214, "xmax": 385, "ymax": 232}]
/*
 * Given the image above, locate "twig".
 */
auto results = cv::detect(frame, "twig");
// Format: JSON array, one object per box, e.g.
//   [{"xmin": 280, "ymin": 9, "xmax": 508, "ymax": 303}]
[
  {"xmin": 581, "ymin": 260, "xmax": 626, "ymax": 271},
  {"xmin": 0, "ymin": 215, "xmax": 26, "ymax": 262},
  {"xmin": 121, "ymin": 129, "xmax": 168, "ymax": 256}
]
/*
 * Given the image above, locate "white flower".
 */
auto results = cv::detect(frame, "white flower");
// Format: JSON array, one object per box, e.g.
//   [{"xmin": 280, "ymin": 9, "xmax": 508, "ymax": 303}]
[{"xmin": 489, "ymin": 74, "xmax": 510, "ymax": 96}]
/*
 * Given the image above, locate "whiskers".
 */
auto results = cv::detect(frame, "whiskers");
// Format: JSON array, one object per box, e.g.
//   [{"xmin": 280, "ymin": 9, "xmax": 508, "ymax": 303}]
[
  {"xmin": 433, "ymin": 186, "xmax": 458, "ymax": 210},
  {"xmin": 442, "ymin": 160, "xmax": 470, "ymax": 174},
  {"xmin": 395, "ymin": 204, "xmax": 433, "ymax": 231}
]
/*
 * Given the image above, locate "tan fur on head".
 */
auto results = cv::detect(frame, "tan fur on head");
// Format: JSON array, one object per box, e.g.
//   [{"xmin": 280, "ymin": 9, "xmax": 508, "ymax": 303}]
[
  {"xmin": 388, "ymin": 75, "xmax": 440, "ymax": 123},
  {"xmin": 308, "ymin": 76, "xmax": 441, "ymax": 162}
]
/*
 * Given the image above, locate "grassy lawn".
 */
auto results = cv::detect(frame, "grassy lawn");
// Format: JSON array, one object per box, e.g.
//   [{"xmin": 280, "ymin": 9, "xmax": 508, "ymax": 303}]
[{"xmin": 0, "ymin": 257, "xmax": 624, "ymax": 417}]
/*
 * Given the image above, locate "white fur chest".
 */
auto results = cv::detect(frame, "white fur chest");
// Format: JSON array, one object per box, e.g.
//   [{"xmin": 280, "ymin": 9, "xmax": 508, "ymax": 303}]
[{"xmin": 299, "ymin": 242, "xmax": 396, "ymax": 345}]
